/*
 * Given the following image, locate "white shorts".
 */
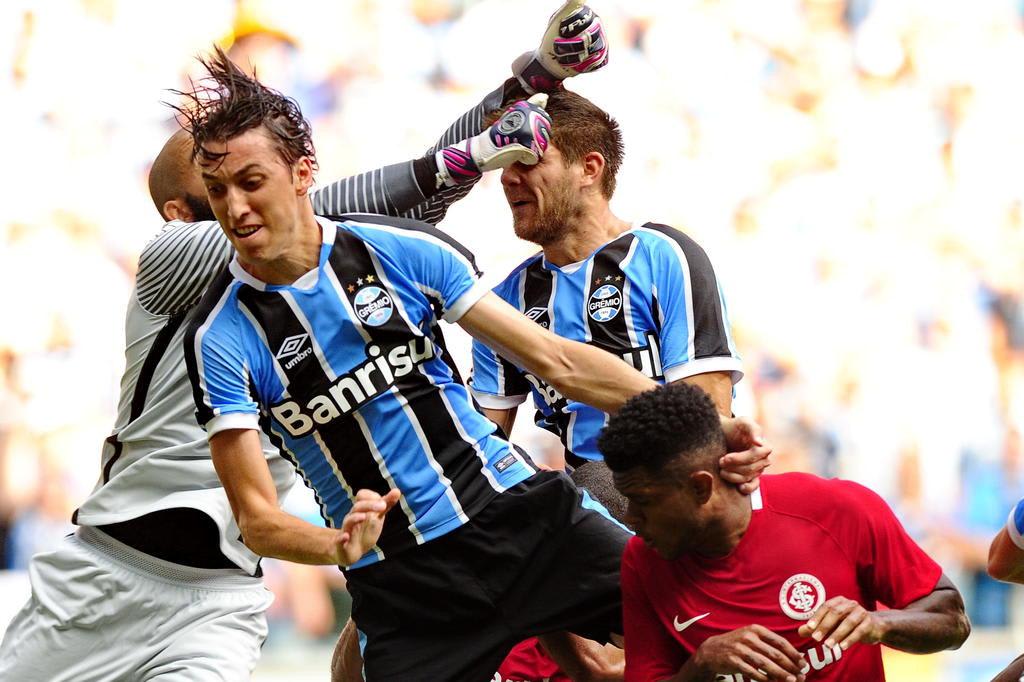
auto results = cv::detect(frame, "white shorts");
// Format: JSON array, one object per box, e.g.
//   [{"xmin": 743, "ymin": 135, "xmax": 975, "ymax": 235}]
[{"xmin": 0, "ymin": 526, "xmax": 274, "ymax": 681}]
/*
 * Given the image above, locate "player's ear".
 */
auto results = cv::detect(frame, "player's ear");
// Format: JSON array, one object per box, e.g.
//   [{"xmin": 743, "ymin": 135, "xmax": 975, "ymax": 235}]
[
  {"xmin": 579, "ymin": 151, "xmax": 605, "ymax": 191},
  {"xmin": 688, "ymin": 470, "xmax": 715, "ymax": 505},
  {"xmin": 295, "ymin": 157, "xmax": 314, "ymax": 197},
  {"xmin": 162, "ymin": 198, "xmax": 191, "ymax": 222}
]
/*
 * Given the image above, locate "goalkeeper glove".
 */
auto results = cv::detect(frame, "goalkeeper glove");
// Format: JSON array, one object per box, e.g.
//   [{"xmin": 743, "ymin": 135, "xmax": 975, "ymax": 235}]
[
  {"xmin": 435, "ymin": 94, "xmax": 552, "ymax": 188},
  {"xmin": 512, "ymin": 1, "xmax": 609, "ymax": 95}
]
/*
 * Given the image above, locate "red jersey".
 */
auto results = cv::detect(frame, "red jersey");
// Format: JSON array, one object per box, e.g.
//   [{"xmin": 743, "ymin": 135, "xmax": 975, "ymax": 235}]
[
  {"xmin": 495, "ymin": 638, "xmax": 570, "ymax": 682},
  {"xmin": 620, "ymin": 473, "xmax": 943, "ymax": 681}
]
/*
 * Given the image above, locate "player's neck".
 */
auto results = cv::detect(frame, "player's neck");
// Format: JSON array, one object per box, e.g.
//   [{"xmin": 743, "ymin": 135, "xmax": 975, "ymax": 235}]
[
  {"xmin": 694, "ymin": 487, "xmax": 754, "ymax": 559},
  {"xmin": 241, "ymin": 212, "xmax": 322, "ymax": 285},
  {"xmin": 543, "ymin": 205, "xmax": 630, "ymax": 267}
]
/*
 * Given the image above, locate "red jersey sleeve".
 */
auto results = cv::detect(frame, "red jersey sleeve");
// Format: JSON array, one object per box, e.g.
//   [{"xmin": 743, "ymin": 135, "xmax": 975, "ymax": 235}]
[
  {"xmin": 621, "ymin": 538, "xmax": 688, "ymax": 682},
  {"xmin": 833, "ymin": 479, "xmax": 943, "ymax": 609}
]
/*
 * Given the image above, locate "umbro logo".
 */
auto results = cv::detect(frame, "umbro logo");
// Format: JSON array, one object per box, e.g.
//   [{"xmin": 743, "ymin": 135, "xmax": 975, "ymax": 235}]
[
  {"xmin": 523, "ymin": 306, "xmax": 549, "ymax": 328},
  {"xmin": 276, "ymin": 334, "xmax": 313, "ymax": 370},
  {"xmin": 673, "ymin": 612, "xmax": 709, "ymax": 633},
  {"xmin": 276, "ymin": 334, "xmax": 309, "ymax": 359}
]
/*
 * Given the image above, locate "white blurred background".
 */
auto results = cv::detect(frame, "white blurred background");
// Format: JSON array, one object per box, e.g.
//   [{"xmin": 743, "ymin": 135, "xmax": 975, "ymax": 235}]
[{"xmin": 1, "ymin": 0, "xmax": 1023, "ymax": 679}]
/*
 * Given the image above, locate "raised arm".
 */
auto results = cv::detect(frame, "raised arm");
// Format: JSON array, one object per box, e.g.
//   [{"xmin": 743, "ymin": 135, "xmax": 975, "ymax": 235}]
[
  {"xmin": 311, "ymin": 0, "xmax": 610, "ymax": 225},
  {"xmin": 311, "ymin": 83, "xmax": 553, "ymax": 227},
  {"xmin": 310, "ymin": 80, "xmax": 516, "ymax": 225},
  {"xmin": 458, "ymin": 292, "xmax": 656, "ymax": 414}
]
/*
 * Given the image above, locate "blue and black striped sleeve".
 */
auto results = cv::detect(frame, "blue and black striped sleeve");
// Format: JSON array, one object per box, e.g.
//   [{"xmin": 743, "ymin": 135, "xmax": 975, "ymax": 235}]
[
  {"xmin": 183, "ymin": 277, "xmax": 261, "ymax": 436},
  {"xmin": 637, "ymin": 224, "xmax": 743, "ymax": 385},
  {"xmin": 468, "ymin": 278, "xmax": 531, "ymax": 407}
]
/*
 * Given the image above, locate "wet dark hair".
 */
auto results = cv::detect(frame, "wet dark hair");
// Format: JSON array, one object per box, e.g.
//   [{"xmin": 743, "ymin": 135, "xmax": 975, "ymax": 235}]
[
  {"xmin": 170, "ymin": 46, "xmax": 317, "ymax": 173},
  {"xmin": 598, "ymin": 383, "xmax": 726, "ymax": 476}
]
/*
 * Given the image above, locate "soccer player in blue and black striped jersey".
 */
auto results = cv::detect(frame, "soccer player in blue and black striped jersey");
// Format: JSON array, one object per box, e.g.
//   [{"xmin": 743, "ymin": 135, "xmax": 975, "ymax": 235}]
[
  {"xmin": 469, "ymin": 89, "xmax": 766, "ymax": 483},
  {"xmin": 181, "ymin": 50, "xmax": 654, "ymax": 680}
]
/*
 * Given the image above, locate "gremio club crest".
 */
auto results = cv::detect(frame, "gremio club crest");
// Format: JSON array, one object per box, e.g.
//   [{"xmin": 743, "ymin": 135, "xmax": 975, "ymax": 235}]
[{"xmin": 588, "ymin": 283, "xmax": 622, "ymax": 323}]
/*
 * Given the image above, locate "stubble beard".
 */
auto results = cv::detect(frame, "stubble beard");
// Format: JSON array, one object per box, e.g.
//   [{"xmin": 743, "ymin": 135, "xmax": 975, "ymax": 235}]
[{"xmin": 512, "ymin": 181, "xmax": 582, "ymax": 248}]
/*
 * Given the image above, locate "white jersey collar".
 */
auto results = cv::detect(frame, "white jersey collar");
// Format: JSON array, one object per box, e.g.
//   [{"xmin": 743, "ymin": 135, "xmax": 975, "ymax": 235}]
[{"xmin": 540, "ymin": 220, "xmax": 641, "ymax": 274}]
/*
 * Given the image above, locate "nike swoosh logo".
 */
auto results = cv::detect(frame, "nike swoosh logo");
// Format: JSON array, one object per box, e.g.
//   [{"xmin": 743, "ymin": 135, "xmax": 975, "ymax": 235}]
[{"xmin": 673, "ymin": 613, "xmax": 710, "ymax": 632}]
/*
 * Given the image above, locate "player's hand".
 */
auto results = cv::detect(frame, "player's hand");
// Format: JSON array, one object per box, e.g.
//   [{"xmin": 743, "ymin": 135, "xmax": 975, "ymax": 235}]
[
  {"xmin": 718, "ymin": 416, "xmax": 772, "ymax": 494},
  {"xmin": 333, "ymin": 488, "xmax": 401, "ymax": 567},
  {"xmin": 435, "ymin": 94, "xmax": 551, "ymax": 187},
  {"xmin": 691, "ymin": 625, "xmax": 806, "ymax": 682},
  {"xmin": 512, "ymin": 0, "xmax": 609, "ymax": 94},
  {"xmin": 797, "ymin": 596, "xmax": 884, "ymax": 651}
]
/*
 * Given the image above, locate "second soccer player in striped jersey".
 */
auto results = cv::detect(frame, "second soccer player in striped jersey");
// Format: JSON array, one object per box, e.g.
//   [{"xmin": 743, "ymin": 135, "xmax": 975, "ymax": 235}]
[{"xmin": 469, "ymin": 90, "xmax": 767, "ymax": 487}]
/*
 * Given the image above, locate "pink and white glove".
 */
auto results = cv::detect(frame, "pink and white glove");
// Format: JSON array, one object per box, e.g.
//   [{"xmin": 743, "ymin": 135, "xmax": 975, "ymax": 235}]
[
  {"xmin": 512, "ymin": 0, "xmax": 609, "ymax": 94},
  {"xmin": 435, "ymin": 94, "xmax": 552, "ymax": 188}
]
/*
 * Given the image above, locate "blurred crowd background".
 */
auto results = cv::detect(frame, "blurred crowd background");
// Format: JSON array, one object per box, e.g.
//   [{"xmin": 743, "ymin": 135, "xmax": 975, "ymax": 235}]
[{"xmin": 1, "ymin": 0, "xmax": 1023, "ymax": 679}]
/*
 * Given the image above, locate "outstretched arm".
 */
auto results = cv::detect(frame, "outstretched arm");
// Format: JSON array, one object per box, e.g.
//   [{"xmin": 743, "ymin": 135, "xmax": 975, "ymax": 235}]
[
  {"xmin": 312, "ymin": 83, "xmax": 551, "ymax": 226},
  {"xmin": 458, "ymin": 292, "xmax": 656, "ymax": 414},
  {"xmin": 312, "ymin": 0, "xmax": 610, "ymax": 225},
  {"xmin": 311, "ymin": 80, "xmax": 520, "ymax": 225}
]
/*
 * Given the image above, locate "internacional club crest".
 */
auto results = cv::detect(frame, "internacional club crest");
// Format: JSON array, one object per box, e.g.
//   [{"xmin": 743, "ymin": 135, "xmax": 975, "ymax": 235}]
[
  {"xmin": 779, "ymin": 573, "xmax": 826, "ymax": 621},
  {"xmin": 588, "ymin": 283, "xmax": 622, "ymax": 322},
  {"xmin": 354, "ymin": 285, "xmax": 394, "ymax": 327}
]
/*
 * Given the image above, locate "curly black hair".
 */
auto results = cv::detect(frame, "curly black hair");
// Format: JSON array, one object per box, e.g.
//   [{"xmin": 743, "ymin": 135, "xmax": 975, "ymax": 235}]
[
  {"xmin": 598, "ymin": 383, "xmax": 725, "ymax": 475},
  {"xmin": 169, "ymin": 46, "xmax": 317, "ymax": 173}
]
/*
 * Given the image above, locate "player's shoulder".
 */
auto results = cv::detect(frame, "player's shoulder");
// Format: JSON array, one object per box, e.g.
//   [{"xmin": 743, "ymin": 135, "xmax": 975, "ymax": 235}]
[
  {"xmin": 630, "ymin": 221, "xmax": 716, "ymax": 270},
  {"xmin": 330, "ymin": 212, "xmax": 477, "ymax": 263},
  {"xmin": 760, "ymin": 473, "xmax": 890, "ymax": 523},
  {"xmin": 494, "ymin": 251, "xmax": 544, "ymax": 289},
  {"xmin": 632, "ymin": 221, "xmax": 704, "ymax": 251}
]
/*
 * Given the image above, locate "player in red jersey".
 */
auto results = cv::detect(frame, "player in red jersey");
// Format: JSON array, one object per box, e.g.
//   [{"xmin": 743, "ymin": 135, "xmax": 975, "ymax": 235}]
[{"xmin": 599, "ymin": 383, "xmax": 971, "ymax": 682}]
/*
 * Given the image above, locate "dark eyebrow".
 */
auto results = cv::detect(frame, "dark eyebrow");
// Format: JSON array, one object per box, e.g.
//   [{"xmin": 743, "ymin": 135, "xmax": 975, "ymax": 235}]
[{"xmin": 201, "ymin": 163, "xmax": 265, "ymax": 181}]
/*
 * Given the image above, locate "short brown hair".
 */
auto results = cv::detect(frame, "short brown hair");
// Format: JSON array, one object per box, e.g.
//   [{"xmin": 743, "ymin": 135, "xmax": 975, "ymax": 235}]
[{"xmin": 545, "ymin": 89, "xmax": 624, "ymax": 198}]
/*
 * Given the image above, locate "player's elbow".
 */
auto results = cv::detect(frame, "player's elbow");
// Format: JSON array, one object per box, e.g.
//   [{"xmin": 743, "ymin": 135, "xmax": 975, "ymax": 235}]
[
  {"xmin": 236, "ymin": 508, "xmax": 279, "ymax": 557},
  {"xmin": 940, "ymin": 594, "xmax": 972, "ymax": 651},
  {"xmin": 951, "ymin": 611, "xmax": 972, "ymax": 650},
  {"xmin": 529, "ymin": 338, "xmax": 577, "ymax": 392}
]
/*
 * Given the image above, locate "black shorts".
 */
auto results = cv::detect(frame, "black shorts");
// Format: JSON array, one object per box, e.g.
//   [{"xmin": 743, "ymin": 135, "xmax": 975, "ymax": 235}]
[{"xmin": 345, "ymin": 470, "xmax": 629, "ymax": 681}]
